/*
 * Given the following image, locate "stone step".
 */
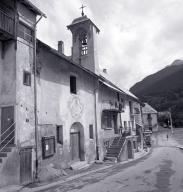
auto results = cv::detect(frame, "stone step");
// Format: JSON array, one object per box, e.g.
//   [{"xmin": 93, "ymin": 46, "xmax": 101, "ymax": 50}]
[
  {"xmin": 104, "ymin": 156, "xmax": 117, "ymax": 163},
  {"xmin": 70, "ymin": 161, "xmax": 89, "ymax": 170},
  {"xmin": 106, "ymin": 153, "xmax": 118, "ymax": 157}
]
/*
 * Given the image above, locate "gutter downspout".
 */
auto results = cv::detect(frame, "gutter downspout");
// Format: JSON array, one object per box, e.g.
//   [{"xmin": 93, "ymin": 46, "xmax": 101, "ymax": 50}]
[
  {"xmin": 34, "ymin": 14, "xmax": 46, "ymax": 180},
  {"xmin": 94, "ymin": 79, "xmax": 99, "ymax": 160}
]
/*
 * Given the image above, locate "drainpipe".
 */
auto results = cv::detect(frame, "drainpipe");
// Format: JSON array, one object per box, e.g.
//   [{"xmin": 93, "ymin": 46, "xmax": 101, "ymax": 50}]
[
  {"xmin": 34, "ymin": 14, "xmax": 46, "ymax": 180},
  {"xmin": 94, "ymin": 79, "xmax": 99, "ymax": 160}
]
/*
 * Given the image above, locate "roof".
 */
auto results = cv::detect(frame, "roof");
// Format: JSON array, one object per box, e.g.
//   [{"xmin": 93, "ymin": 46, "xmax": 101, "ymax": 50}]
[
  {"xmin": 37, "ymin": 39, "xmax": 98, "ymax": 78},
  {"xmin": 19, "ymin": 0, "xmax": 46, "ymax": 17},
  {"xmin": 67, "ymin": 15, "xmax": 100, "ymax": 33},
  {"xmin": 142, "ymin": 103, "xmax": 158, "ymax": 114},
  {"xmin": 37, "ymin": 39, "xmax": 140, "ymax": 103}
]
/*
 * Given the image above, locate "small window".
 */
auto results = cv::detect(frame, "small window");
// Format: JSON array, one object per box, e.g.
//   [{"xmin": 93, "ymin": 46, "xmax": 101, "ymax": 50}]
[
  {"xmin": 56, "ymin": 125, "xmax": 63, "ymax": 144},
  {"xmin": 128, "ymin": 121, "xmax": 131, "ymax": 128},
  {"xmin": 147, "ymin": 114, "xmax": 152, "ymax": 120},
  {"xmin": 124, "ymin": 121, "xmax": 127, "ymax": 129},
  {"xmin": 42, "ymin": 136, "xmax": 55, "ymax": 159},
  {"xmin": 70, "ymin": 76, "xmax": 77, "ymax": 94},
  {"xmin": 89, "ymin": 124, "xmax": 94, "ymax": 139},
  {"xmin": 23, "ymin": 71, "xmax": 31, "ymax": 86},
  {"xmin": 117, "ymin": 93, "xmax": 120, "ymax": 101},
  {"xmin": 18, "ymin": 22, "xmax": 34, "ymax": 42}
]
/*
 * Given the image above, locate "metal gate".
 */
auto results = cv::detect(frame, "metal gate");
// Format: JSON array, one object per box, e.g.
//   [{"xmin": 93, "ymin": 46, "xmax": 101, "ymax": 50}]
[{"xmin": 20, "ymin": 147, "xmax": 32, "ymax": 185}]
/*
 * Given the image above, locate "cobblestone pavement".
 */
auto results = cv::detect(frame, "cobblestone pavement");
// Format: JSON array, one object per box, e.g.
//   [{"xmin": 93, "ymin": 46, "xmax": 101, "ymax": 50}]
[{"xmin": 21, "ymin": 128, "xmax": 183, "ymax": 192}]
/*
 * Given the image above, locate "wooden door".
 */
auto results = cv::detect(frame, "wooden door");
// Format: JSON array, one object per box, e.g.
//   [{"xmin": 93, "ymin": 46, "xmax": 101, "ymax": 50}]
[
  {"xmin": 70, "ymin": 132, "xmax": 80, "ymax": 161},
  {"xmin": 20, "ymin": 148, "xmax": 32, "ymax": 185},
  {"xmin": 1, "ymin": 106, "xmax": 14, "ymax": 144}
]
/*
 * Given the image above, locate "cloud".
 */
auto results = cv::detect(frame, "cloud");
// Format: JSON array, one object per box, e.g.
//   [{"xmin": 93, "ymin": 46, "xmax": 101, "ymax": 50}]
[{"xmin": 31, "ymin": 0, "xmax": 183, "ymax": 89}]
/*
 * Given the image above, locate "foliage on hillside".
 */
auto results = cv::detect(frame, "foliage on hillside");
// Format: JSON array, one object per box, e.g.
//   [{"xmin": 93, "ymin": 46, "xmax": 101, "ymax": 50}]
[{"xmin": 130, "ymin": 60, "xmax": 183, "ymax": 127}]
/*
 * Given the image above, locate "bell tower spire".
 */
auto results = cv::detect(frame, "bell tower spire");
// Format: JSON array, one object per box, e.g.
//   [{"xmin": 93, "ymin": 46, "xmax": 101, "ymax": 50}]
[{"xmin": 67, "ymin": 11, "xmax": 100, "ymax": 74}]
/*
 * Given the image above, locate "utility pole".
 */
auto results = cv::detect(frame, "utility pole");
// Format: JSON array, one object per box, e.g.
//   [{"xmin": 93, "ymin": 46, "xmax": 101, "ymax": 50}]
[{"xmin": 169, "ymin": 109, "xmax": 173, "ymax": 134}]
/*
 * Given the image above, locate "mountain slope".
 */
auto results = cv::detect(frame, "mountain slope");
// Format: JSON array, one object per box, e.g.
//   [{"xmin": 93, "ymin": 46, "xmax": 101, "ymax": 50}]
[{"xmin": 130, "ymin": 60, "xmax": 183, "ymax": 127}]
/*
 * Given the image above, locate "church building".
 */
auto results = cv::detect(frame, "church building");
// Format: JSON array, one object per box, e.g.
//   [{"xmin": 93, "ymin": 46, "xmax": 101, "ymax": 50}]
[{"xmin": 0, "ymin": 0, "xmax": 144, "ymax": 186}]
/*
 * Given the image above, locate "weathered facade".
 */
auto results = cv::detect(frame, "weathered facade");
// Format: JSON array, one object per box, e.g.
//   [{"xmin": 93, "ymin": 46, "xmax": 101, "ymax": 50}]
[
  {"xmin": 142, "ymin": 103, "xmax": 158, "ymax": 132},
  {"xmin": 0, "ymin": 0, "xmax": 144, "ymax": 187},
  {"xmin": 0, "ymin": 0, "xmax": 44, "ymax": 186}
]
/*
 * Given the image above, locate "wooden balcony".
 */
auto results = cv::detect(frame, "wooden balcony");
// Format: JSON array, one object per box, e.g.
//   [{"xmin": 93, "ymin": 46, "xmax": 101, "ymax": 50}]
[{"xmin": 0, "ymin": 8, "xmax": 15, "ymax": 40}]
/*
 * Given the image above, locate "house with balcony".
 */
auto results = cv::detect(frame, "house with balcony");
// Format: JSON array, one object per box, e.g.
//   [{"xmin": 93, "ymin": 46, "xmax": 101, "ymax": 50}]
[
  {"xmin": 0, "ymin": 0, "xmax": 44, "ymax": 187},
  {"xmin": 142, "ymin": 103, "xmax": 158, "ymax": 132},
  {"xmin": 0, "ymin": 0, "xmax": 144, "ymax": 187}
]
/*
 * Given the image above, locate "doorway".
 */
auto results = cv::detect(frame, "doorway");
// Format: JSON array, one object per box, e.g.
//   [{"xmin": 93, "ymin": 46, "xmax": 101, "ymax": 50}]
[
  {"xmin": 127, "ymin": 140, "xmax": 133, "ymax": 159},
  {"xmin": 1, "ymin": 106, "xmax": 15, "ymax": 145},
  {"xmin": 70, "ymin": 122, "xmax": 85, "ymax": 161},
  {"xmin": 20, "ymin": 147, "xmax": 32, "ymax": 185},
  {"xmin": 70, "ymin": 132, "xmax": 80, "ymax": 161}
]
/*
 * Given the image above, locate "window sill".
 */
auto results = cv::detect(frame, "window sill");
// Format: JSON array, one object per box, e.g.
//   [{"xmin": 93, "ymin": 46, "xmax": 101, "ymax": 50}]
[{"xmin": 103, "ymin": 127, "xmax": 113, "ymax": 130}]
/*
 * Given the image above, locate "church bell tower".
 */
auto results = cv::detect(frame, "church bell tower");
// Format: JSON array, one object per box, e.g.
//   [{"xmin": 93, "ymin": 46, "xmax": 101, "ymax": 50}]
[{"xmin": 67, "ymin": 7, "xmax": 100, "ymax": 74}]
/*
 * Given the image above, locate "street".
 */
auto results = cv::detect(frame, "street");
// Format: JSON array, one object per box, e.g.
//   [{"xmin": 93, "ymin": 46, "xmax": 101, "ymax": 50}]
[{"xmin": 27, "ymin": 128, "xmax": 183, "ymax": 192}]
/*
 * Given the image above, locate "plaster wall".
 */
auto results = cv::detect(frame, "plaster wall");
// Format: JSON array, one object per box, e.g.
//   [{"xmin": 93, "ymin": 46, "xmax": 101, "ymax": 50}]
[
  {"xmin": 36, "ymin": 46, "xmax": 96, "ymax": 169},
  {"xmin": 121, "ymin": 100, "xmax": 131, "ymax": 125},
  {"xmin": 16, "ymin": 38, "xmax": 35, "ymax": 147}
]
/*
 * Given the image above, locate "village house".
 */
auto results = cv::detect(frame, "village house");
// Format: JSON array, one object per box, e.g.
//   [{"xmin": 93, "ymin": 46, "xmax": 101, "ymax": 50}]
[
  {"xmin": 0, "ymin": 0, "xmax": 144, "ymax": 186},
  {"xmin": 142, "ymin": 103, "xmax": 158, "ymax": 132}
]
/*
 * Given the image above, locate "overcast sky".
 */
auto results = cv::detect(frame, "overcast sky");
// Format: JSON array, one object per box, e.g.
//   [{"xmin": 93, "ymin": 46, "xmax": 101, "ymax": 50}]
[{"xmin": 31, "ymin": 0, "xmax": 183, "ymax": 89}]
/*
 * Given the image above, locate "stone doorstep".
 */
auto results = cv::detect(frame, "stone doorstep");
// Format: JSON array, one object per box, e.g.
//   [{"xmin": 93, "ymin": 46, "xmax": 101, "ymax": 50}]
[
  {"xmin": 0, "ymin": 148, "xmax": 151, "ymax": 192},
  {"xmin": 70, "ymin": 161, "xmax": 90, "ymax": 170}
]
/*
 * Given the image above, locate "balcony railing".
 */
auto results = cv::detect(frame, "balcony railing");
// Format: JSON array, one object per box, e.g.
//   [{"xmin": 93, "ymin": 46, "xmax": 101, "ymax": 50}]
[{"xmin": 0, "ymin": 8, "xmax": 15, "ymax": 37}]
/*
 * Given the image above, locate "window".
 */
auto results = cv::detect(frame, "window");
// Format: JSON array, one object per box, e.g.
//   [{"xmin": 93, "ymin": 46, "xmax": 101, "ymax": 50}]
[
  {"xmin": 89, "ymin": 124, "xmax": 94, "ymax": 139},
  {"xmin": 42, "ymin": 136, "xmax": 55, "ymax": 159},
  {"xmin": 23, "ymin": 71, "xmax": 31, "ymax": 86},
  {"xmin": 117, "ymin": 93, "xmax": 120, "ymax": 101},
  {"xmin": 129, "ymin": 101, "xmax": 133, "ymax": 114},
  {"xmin": 128, "ymin": 121, "xmax": 131, "ymax": 128},
  {"xmin": 102, "ymin": 111, "xmax": 117, "ymax": 129},
  {"xmin": 70, "ymin": 76, "xmax": 77, "ymax": 94},
  {"xmin": 124, "ymin": 121, "xmax": 127, "ymax": 129},
  {"xmin": 80, "ymin": 33, "xmax": 88, "ymax": 56},
  {"xmin": 147, "ymin": 114, "xmax": 152, "ymax": 120},
  {"xmin": 56, "ymin": 125, "xmax": 63, "ymax": 144},
  {"xmin": 18, "ymin": 22, "xmax": 34, "ymax": 42}
]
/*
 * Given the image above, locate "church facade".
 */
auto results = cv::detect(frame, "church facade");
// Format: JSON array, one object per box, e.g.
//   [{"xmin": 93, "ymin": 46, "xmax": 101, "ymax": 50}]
[{"xmin": 0, "ymin": 0, "xmax": 144, "ymax": 186}]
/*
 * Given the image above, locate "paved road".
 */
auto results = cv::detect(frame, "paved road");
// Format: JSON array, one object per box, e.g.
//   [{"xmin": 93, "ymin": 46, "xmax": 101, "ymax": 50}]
[{"xmin": 39, "ymin": 129, "xmax": 183, "ymax": 192}]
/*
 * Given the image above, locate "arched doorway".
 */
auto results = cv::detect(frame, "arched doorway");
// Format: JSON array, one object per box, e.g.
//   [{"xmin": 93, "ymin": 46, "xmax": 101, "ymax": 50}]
[
  {"xmin": 127, "ymin": 140, "xmax": 133, "ymax": 159},
  {"xmin": 70, "ymin": 122, "xmax": 85, "ymax": 161}
]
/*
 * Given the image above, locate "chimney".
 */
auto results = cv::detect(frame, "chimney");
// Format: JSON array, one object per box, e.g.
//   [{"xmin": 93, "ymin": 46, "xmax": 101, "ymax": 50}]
[{"xmin": 58, "ymin": 41, "xmax": 64, "ymax": 54}]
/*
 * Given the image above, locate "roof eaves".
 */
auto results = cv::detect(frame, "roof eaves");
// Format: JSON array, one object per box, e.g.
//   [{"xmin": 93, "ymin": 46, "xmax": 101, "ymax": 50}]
[
  {"xmin": 20, "ymin": 0, "xmax": 46, "ymax": 17},
  {"xmin": 37, "ymin": 39, "xmax": 98, "ymax": 79}
]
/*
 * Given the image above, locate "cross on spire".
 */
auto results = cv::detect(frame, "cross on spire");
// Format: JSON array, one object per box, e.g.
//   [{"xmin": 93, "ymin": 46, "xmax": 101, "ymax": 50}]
[{"xmin": 80, "ymin": 4, "xmax": 86, "ymax": 16}]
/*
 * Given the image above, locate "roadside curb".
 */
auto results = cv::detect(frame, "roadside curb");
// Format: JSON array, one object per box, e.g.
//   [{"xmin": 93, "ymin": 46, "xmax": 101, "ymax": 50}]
[{"xmin": 0, "ymin": 148, "xmax": 151, "ymax": 192}]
